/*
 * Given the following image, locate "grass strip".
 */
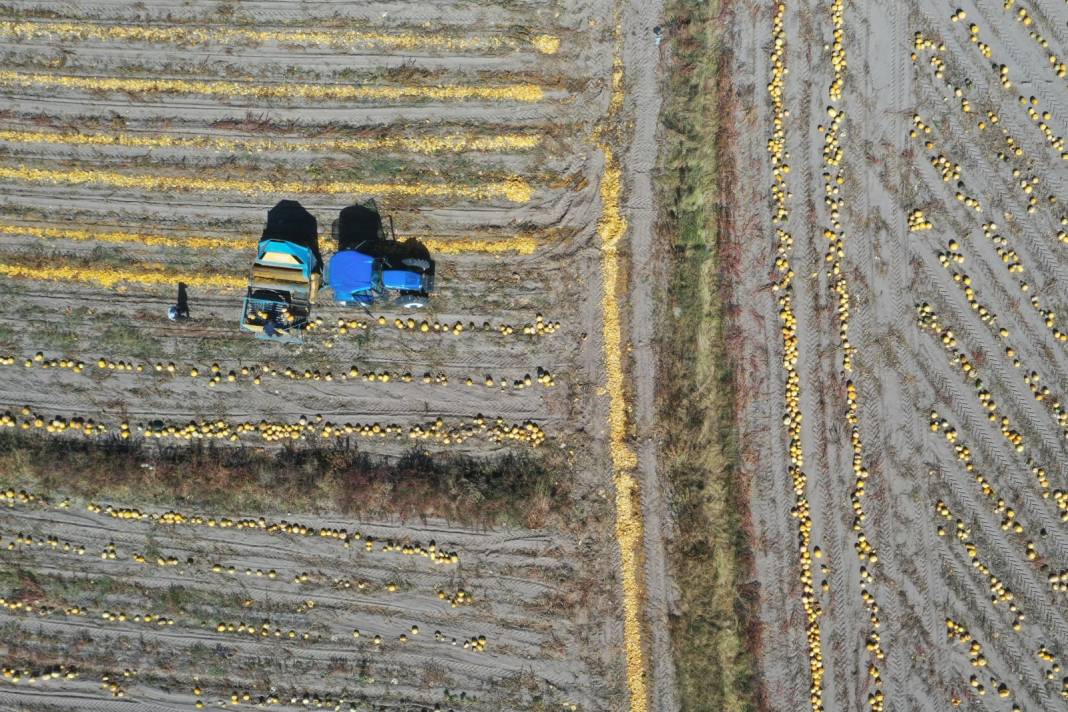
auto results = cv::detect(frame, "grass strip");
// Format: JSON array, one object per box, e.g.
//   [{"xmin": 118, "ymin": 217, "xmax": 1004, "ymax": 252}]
[
  {"xmin": 0, "ymin": 431, "xmax": 568, "ymax": 529},
  {"xmin": 657, "ymin": 2, "xmax": 760, "ymax": 710}
]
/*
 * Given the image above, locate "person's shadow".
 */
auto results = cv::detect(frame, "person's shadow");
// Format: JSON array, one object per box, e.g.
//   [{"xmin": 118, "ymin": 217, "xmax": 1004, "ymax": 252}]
[{"xmin": 177, "ymin": 282, "xmax": 190, "ymax": 319}]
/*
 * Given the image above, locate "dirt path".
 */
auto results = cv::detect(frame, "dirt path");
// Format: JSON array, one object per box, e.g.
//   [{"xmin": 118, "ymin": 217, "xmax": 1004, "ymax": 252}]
[{"xmin": 619, "ymin": 2, "xmax": 678, "ymax": 711}]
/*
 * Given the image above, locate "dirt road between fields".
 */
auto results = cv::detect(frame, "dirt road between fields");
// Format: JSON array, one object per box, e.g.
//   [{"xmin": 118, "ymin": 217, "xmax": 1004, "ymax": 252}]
[{"xmin": 619, "ymin": 2, "xmax": 679, "ymax": 712}]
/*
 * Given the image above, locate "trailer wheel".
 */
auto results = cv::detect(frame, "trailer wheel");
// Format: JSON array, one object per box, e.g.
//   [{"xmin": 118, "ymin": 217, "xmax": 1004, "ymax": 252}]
[{"xmin": 401, "ymin": 257, "xmax": 431, "ymax": 272}]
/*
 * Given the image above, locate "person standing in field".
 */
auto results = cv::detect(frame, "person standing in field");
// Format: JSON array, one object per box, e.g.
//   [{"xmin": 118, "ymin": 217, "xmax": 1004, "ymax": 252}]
[{"xmin": 168, "ymin": 282, "xmax": 191, "ymax": 321}]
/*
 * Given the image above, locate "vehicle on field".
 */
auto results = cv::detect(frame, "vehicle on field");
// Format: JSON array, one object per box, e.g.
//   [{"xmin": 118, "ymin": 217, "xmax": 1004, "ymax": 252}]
[
  {"xmin": 239, "ymin": 200, "xmax": 322, "ymax": 344},
  {"xmin": 326, "ymin": 202, "xmax": 435, "ymax": 309}
]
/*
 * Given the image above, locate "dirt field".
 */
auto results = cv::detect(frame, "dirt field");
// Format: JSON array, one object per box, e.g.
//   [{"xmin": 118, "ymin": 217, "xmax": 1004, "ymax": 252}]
[
  {"xmin": 727, "ymin": 0, "xmax": 1068, "ymax": 710},
  {"xmin": 0, "ymin": 1, "xmax": 672, "ymax": 711},
  {"xmin": 0, "ymin": 3, "xmax": 591, "ymax": 451},
  {"xmin": 5, "ymin": 0, "xmax": 1065, "ymax": 710}
]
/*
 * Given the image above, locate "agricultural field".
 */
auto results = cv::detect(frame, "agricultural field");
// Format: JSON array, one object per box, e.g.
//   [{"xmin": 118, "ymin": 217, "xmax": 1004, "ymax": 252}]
[
  {"xmin": 4, "ymin": 0, "xmax": 1065, "ymax": 709},
  {"xmin": 0, "ymin": 1, "xmax": 673, "ymax": 711},
  {"xmin": 726, "ymin": 0, "xmax": 1068, "ymax": 710}
]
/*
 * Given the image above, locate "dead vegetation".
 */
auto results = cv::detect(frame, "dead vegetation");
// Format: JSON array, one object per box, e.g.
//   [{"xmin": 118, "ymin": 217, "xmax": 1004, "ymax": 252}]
[
  {"xmin": 0, "ymin": 432, "xmax": 569, "ymax": 529},
  {"xmin": 657, "ymin": 1, "xmax": 759, "ymax": 711}
]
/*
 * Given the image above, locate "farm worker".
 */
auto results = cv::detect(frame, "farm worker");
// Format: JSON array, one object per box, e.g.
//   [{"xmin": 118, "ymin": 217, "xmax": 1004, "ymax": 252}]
[
  {"xmin": 264, "ymin": 319, "xmax": 283, "ymax": 338},
  {"xmin": 169, "ymin": 282, "xmax": 191, "ymax": 321}
]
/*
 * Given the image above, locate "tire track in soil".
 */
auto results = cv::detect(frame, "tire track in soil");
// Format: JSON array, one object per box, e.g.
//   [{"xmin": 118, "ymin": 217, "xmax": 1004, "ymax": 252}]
[
  {"xmin": 890, "ymin": 330, "xmax": 1068, "ymax": 560},
  {"xmin": 0, "ymin": 499, "xmax": 602, "ymax": 708},
  {"xmin": 0, "ymin": 0, "xmax": 635, "ymax": 710},
  {"xmin": 911, "ymin": 254, "xmax": 1068, "ymax": 498}
]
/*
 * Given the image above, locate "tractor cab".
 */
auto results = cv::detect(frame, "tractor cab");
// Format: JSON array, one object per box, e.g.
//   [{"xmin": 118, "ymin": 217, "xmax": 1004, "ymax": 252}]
[
  {"xmin": 326, "ymin": 202, "xmax": 434, "ymax": 309},
  {"xmin": 327, "ymin": 249, "xmax": 378, "ymax": 306}
]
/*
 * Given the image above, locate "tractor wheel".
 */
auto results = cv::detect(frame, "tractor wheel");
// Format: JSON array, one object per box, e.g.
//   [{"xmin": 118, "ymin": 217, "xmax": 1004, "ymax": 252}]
[{"xmin": 399, "ymin": 297, "xmax": 428, "ymax": 310}]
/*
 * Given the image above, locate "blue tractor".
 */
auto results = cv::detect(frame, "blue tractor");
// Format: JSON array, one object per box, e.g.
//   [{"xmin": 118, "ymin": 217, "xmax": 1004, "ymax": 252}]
[
  {"xmin": 239, "ymin": 200, "xmax": 322, "ymax": 344},
  {"xmin": 326, "ymin": 202, "xmax": 434, "ymax": 309}
]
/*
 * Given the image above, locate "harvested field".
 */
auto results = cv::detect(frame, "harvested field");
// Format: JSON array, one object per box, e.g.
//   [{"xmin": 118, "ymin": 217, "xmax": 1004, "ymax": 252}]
[
  {"xmin": 0, "ymin": 0, "xmax": 595, "ymax": 451},
  {"xmin": 7, "ymin": 0, "xmax": 1064, "ymax": 709},
  {"xmin": 726, "ymin": 0, "xmax": 1068, "ymax": 710},
  {"xmin": 0, "ymin": 1, "xmax": 671, "ymax": 711}
]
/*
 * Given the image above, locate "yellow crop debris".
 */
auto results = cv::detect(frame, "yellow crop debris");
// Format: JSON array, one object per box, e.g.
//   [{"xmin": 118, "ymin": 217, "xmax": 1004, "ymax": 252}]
[
  {"xmin": 0, "ymin": 128, "xmax": 540, "ymax": 155},
  {"xmin": 0, "ymin": 223, "xmax": 250, "ymax": 251},
  {"xmin": 0, "ymin": 222, "xmax": 539, "ymax": 255},
  {"xmin": 598, "ymin": 140, "xmax": 647, "ymax": 712},
  {"xmin": 0, "ymin": 165, "xmax": 534, "ymax": 203},
  {"xmin": 595, "ymin": 18, "xmax": 648, "ymax": 712},
  {"xmin": 422, "ymin": 236, "xmax": 537, "ymax": 255},
  {"xmin": 0, "ymin": 71, "xmax": 545, "ymax": 103},
  {"xmin": 0, "ymin": 21, "xmax": 560, "ymax": 54},
  {"xmin": 531, "ymin": 34, "xmax": 561, "ymax": 55},
  {"xmin": 597, "ymin": 146, "xmax": 634, "ymax": 473},
  {"xmin": 0, "ymin": 262, "xmax": 242, "ymax": 290}
]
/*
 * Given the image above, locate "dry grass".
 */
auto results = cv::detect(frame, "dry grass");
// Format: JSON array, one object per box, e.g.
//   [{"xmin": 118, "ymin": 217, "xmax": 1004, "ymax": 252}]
[
  {"xmin": 0, "ymin": 432, "xmax": 569, "ymax": 529},
  {"xmin": 0, "ymin": 127, "xmax": 542, "ymax": 154},
  {"xmin": 0, "ymin": 71, "xmax": 546, "ymax": 103},
  {"xmin": 0, "ymin": 165, "xmax": 534, "ymax": 202},
  {"xmin": 0, "ymin": 20, "xmax": 561, "ymax": 54},
  {"xmin": 656, "ymin": 1, "xmax": 760, "ymax": 710}
]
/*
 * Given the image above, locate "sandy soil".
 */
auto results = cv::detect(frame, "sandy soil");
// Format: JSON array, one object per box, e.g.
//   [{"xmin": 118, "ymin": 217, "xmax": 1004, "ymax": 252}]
[
  {"xmin": 0, "ymin": 0, "xmax": 603, "ymax": 455},
  {"xmin": 0, "ymin": 1, "xmax": 670, "ymax": 710},
  {"xmin": 729, "ymin": 0, "xmax": 1068, "ymax": 710},
  {"xmin": 618, "ymin": 2, "xmax": 677, "ymax": 711}
]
